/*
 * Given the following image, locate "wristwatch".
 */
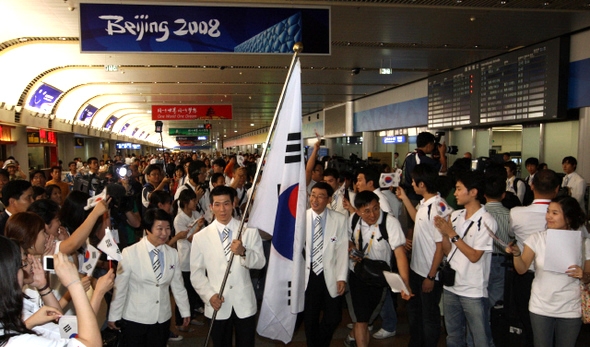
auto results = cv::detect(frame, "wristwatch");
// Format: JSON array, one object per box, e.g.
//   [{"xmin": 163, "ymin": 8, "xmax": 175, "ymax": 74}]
[
  {"xmin": 426, "ymin": 275, "xmax": 436, "ymax": 281},
  {"xmin": 451, "ymin": 235, "xmax": 460, "ymax": 243}
]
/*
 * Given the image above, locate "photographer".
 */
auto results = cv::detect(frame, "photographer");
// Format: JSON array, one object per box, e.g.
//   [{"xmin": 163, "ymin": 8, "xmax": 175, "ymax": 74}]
[
  {"xmin": 141, "ymin": 164, "xmax": 170, "ymax": 212},
  {"xmin": 401, "ymin": 132, "xmax": 448, "ymax": 233}
]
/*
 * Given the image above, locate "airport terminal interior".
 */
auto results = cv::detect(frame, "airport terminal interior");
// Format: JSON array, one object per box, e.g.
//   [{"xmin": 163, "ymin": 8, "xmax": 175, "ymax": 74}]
[{"xmin": 1, "ymin": 0, "xmax": 590, "ymax": 346}]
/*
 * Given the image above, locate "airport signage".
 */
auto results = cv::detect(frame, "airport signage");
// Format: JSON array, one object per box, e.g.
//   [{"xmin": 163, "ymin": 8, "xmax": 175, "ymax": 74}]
[
  {"xmin": 169, "ymin": 128, "xmax": 209, "ymax": 136},
  {"xmin": 80, "ymin": 3, "xmax": 330, "ymax": 54},
  {"xmin": 382, "ymin": 136, "xmax": 406, "ymax": 144},
  {"xmin": 152, "ymin": 105, "xmax": 232, "ymax": 120},
  {"xmin": 176, "ymin": 136, "xmax": 207, "ymax": 141},
  {"xmin": 28, "ymin": 84, "xmax": 62, "ymax": 113}
]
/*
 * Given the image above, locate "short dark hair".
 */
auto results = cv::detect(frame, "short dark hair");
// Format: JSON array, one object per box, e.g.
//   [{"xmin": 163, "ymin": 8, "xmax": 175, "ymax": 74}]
[
  {"xmin": 2, "ymin": 180, "xmax": 31, "ymax": 206},
  {"xmin": 323, "ymin": 168, "xmax": 339, "ymax": 180},
  {"xmin": 209, "ymin": 185, "xmax": 236, "ymax": 204},
  {"xmin": 358, "ymin": 168, "xmax": 379, "ymax": 190},
  {"xmin": 354, "ymin": 190, "xmax": 379, "ymax": 209},
  {"xmin": 211, "ymin": 173, "xmax": 225, "ymax": 185},
  {"xmin": 212, "ymin": 158, "xmax": 226, "ymax": 170},
  {"xmin": 524, "ymin": 157, "xmax": 539, "ymax": 167},
  {"xmin": 503, "ymin": 161, "xmax": 517, "ymax": 174},
  {"xmin": 552, "ymin": 196, "xmax": 586, "ymax": 230},
  {"xmin": 411, "ymin": 164, "xmax": 438, "ymax": 194},
  {"xmin": 68, "ymin": 161, "xmax": 76, "ymax": 167},
  {"xmin": 311, "ymin": 182, "xmax": 334, "ymax": 198},
  {"xmin": 188, "ymin": 160, "xmax": 206, "ymax": 176},
  {"xmin": 28, "ymin": 199, "xmax": 60, "ymax": 225},
  {"xmin": 562, "ymin": 156, "xmax": 577, "ymax": 168},
  {"xmin": 456, "ymin": 170, "xmax": 485, "ymax": 203},
  {"xmin": 87, "ymin": 157, "xmax": 98, "ymax": 164},
  {"xmin": 484, "ymin": 164, "xmax": 508, "ymax": 200},
  {"xmin": 0, "ymin": 169, "xmax": 9, "ymax": 180},
  {"xmin": 31, "ymin": 170, "xmax": 45, "ymax": 179},
  {"xmin": 416, "ymin": 132, "xmax": 436, "ymax": 148},
  {"xmin": 532, "ymin": 169, "xmax": 561, "ymax": 195},
  {"xmin": 143, "ymin": 208, "xmax": 173, "ymax": 232},
  {"xmin": 144, "ymin": 164, "xmax": 162, "ymax": 177},
  {"xmin": 32, "ymin": 186, "xmax": 46, "ymax": 200},
  {"xmin": 148, "ymin": 190, "xmax": 171, "ymax": 209}
]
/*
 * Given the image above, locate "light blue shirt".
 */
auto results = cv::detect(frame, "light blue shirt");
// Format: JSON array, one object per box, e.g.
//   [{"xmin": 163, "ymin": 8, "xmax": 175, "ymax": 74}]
[{"xmin": 146, "ymin": 241, "xmax": 164, "ymax": 277}]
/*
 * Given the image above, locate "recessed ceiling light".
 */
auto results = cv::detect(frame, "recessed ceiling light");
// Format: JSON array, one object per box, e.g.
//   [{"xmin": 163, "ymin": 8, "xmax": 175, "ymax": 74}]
[{"xmin": 250, "ymin": 123, "xmax": 255, "ymax": 126}]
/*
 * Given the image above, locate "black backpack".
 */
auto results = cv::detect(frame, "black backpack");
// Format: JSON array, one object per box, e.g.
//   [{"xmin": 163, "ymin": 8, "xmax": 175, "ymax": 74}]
[
  {"xmin": 512, "ymin": 177, "xmax": 534, "ymax": 206},
  {"xmin": 350, "ymin": 212, "xmax": 398, "ymax": 272}
]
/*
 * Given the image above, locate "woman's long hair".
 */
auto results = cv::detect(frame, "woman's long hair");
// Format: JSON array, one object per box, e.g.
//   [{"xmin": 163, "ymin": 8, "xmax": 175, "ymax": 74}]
[
  {"xmin": 0, "ymin": 236, "xmax": 36, "ymax": 346},
  {"xmin": 60, "ymin": 190, "xmax": 91, "ymax": 233}
]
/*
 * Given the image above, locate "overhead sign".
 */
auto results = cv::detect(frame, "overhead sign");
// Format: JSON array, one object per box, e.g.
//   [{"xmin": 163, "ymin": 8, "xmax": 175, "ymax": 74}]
[
  {"xmin": 80, "ymin": 3, "xmax": 330, "ymax": 54},
  {"xmin": 169, "ymin": 128, "xmax": 209, "ymax": 136},
  {"xmin": 173, "ymin": 146, "xmax": 212, "ymax": 150},
  {"xmin": 28, "ymin": 84, "xmax": 62, "ymax": 113},
  {"xmin": 382, "ymin": 136, "xmax": 406, "ymax": 144},
  {"xmin": 176, "ymin": 136, "xmax": 207, "ymax": 141},
  {"xmin": 152, "ymin": 105, "xmax": 232, "ymax": 120},
  {"xmin": 104, "ymin": 116, "xmax": 117, "ymax": 130},
  {"xmin": 116, "ymin": 143, "xmax": 141, "ymax": 149}
]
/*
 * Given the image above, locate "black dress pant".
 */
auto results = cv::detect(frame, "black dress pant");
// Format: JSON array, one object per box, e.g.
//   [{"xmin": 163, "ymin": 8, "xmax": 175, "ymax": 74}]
[
  {"xmin": 303, "ymin": 271, "xmax": 343, "ymax": 347},
  {"xmin": 121, "ymin": 319, "xmax": 170, "ymax": 347},
  {"xmin": 210, "ymin": 309, "xmax": 256, "ymax": 347}
]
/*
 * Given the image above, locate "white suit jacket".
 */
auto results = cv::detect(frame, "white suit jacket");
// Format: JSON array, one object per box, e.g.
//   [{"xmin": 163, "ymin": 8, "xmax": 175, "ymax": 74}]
[
  {"xmin": 305, "ymin": 208, "xmax": 349, "ymax": 298},
  {"xmin": 109, "ymin": 237, "xmax": 190, "ymax": 324},
  {"xmin": 190, "ymin": 219, "xmax": 265, "ymax": 320}
]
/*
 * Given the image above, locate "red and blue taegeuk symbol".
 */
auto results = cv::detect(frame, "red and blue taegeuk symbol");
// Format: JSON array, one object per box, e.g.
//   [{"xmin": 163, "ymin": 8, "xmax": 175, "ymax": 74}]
[
  {"xmin": 272, "ymin": 184, "xmax": 299, "ymax": 261},
  {"xmin": 84, "ymin": 250, "xmax": 91, "ymax": 263},
  {"xmin": 384, "ymin": 176, "xmax": 393, "ymax": 184},
  {"xmin": 438, "ymin": 202, "xmax": 447, "ymax": 212}
]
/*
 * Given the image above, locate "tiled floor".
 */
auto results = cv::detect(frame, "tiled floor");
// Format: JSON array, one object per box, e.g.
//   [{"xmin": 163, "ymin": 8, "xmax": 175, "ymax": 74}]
[{"xmin": 165, "ymin": 299, "xmax": 590, "ymax": 346}]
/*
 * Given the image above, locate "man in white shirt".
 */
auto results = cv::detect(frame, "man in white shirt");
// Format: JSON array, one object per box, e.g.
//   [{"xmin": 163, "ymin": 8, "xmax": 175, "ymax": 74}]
[
  {"xmin": 504, "ymin": 161, "xmax": 526, "ymax": 205},
  {"xmin": 347, "ymin": 190, "xmax": 411, "ymax": 347},
  {"xmin": 509, "ymin": 169, "xmax": 561, "ymax": 347},
  {"xmin": 433, "ymin": 170, "xmax": 498, "ymax": 347},
  {"xmin": 524, "ymin": 157, "xmax": 539, "ymax": 187},
  {"xmin": 190, "ymin": 186, "xmax": 265, "ymax": 346},
  {"xmin": 323, "ymin": 168, "xmax": 350, "ymax": 216},
  {"xmin": 396, "ymin": 164, "xmax": 444, "ymax": 347},
  {"xmin": 562, "ymin": 156, "xmax": 587, "ymax": 210},
  {"xmin": 356, "ymin": 168, "xmax": 393, "ymax": 215},
  {"xmin": 303, "ymin": 182, "xmax": 348, "ymax": 346}
]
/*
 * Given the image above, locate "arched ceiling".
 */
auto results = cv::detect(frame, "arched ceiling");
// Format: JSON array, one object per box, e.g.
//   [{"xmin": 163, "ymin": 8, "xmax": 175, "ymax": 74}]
[{"xmin": 1, "ymin": 0, "xmax": 590, "ymax": 149}]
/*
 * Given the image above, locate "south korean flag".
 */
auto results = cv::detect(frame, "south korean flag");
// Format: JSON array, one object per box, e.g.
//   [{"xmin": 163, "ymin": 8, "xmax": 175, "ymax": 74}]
[
  {"xmin": 79, "ymin": 243, "xmax": 101, "ymax": 275},
  {"xmin": 97, "ymin": 227, "xmax": 122, "ymax": 262}
]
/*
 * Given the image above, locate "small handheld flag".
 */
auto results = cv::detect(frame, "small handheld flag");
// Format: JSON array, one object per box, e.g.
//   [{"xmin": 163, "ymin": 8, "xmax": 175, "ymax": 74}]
[{"xmin": 97, "ymin": 227, "xmax": 122, "ymax": 262}]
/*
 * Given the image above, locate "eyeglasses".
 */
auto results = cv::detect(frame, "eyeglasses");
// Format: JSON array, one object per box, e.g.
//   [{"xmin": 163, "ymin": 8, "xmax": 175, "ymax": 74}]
[{"xmin": 310, "ymin": 194, "xmax": 328, "ymax": 200}]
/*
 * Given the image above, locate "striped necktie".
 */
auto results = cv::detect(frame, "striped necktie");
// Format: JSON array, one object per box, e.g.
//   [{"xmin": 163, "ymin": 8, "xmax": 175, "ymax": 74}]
[
  {"xmin": 312, "ymin": 215, "xmax": 324, "ymax": 275},
  {"xmin": 222, "ymin": 227, "xmax": 231, "ymax": 261},
  {"xmin": 152, "ymin": 248, "xmax": 162, "ymax": 282}
]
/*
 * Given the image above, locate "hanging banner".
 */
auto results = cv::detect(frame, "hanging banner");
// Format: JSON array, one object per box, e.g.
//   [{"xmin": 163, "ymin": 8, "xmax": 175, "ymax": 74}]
[
  {"xmin": 152, "ymin": 105, "xmax": 232, "ymax": 120},
  {"xmin": 79, "ymin": 3, "xmax": 330, "ymax": 54}
]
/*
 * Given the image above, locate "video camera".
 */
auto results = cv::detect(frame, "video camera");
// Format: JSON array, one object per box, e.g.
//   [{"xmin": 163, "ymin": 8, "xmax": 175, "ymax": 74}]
[{"xmin": 433, "ymin": 131, "xmax": 459, "ymax": 156}]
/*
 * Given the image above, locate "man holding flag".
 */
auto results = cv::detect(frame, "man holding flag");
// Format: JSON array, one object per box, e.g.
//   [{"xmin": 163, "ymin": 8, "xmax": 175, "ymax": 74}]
[{"xmin": 248, "ymin": 58, "xmax": 307, "ymax": 344}]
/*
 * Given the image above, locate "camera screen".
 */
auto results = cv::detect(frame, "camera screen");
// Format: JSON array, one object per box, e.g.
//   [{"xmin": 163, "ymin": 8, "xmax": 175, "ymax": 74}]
[
  {"xmin": 44, "ymin": 256, "xmax": 54, "ymax": 270},
  {"xmin": 471, "ymin": 159, "xmax": 478, "ymax": 171}
]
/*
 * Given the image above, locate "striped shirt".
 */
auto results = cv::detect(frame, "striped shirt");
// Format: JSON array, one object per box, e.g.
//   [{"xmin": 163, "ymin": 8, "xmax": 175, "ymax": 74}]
[{"xmin": 485, "ymin": 201, "xmax": 511, "ymax": 254}]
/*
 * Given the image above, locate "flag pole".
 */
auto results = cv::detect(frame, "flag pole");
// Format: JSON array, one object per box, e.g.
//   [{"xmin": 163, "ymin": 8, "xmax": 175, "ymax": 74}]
[{"xmin": 203, "ymin": 42, "xmax": 303, "ymax": 347}]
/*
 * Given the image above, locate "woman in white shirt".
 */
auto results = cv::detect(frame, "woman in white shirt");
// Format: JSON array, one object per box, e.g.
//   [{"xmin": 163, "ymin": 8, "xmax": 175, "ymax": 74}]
[
  {"xmin": 507, "ymin": 196, "xmax": 590, "ymax": 347},
  {"xmin": 0, "ymin": 236, "xmax": 101, "ymax": 347},
  {"xmin": 170, "ymin": 189, "xmax": 205, "ymax": 331}
]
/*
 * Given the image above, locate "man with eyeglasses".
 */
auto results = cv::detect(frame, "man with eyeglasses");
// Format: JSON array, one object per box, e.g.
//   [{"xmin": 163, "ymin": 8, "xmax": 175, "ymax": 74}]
[
  {"xmin": 346, "ymin": 191, "xmax": 411, "ymax": 347},
  {"xmin": 303, "ymin": 182, "xmax": 348, "ymax": 346}
]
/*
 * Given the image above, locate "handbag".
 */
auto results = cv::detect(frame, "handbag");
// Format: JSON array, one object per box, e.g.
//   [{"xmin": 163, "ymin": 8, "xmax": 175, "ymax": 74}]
[
  {"xmin": 581, "ymin": 282, "xmax": 590, "ymax": 324},
  {"xmin": 354, "ymin": 258, "xmax": 391, "ymax": 287},
  {"xmin": 438, "ymin": 219, "xmax": 476, "ymax": 287}
]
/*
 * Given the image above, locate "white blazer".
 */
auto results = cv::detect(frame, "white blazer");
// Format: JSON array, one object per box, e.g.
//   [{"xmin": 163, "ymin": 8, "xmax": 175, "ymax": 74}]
[
  {"xmin": 109, "ymin": 237, "xmax": 190, "ymax": 324},
  {"xmin": 305, "ymin": 208, "xmax": 349, "ymax": 298},
  {"xmin": 190, "ymin": 219, "xmax": 265, "ymax": 320}
]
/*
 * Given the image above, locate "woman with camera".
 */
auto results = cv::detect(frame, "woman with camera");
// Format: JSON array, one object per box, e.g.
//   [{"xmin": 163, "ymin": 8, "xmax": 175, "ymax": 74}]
[
  {"xmin": 0, "ymin": 236, "xmax": 101, "ymax": 347},
  {"xmin": 506, "ymin": 196, "xmax": 590, "ymax": 347}
]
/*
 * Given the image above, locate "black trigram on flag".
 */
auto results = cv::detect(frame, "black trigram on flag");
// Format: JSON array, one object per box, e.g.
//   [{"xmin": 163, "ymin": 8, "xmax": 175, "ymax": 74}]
[{"xmin": 285, "ymin": 132, "xmax": 301, "ymax": 164}]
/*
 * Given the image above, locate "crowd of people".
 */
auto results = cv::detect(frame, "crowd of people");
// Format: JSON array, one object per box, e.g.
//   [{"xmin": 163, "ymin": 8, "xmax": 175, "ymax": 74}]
[{"xmin": 0, "ymin": 132, "xmax": 588, "ymax": 347}]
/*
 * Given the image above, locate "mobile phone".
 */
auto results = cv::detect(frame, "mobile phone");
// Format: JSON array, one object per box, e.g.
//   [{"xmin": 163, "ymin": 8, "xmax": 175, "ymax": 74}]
[{"xmin": 43, "ymin": 255, "xmax": 56, "ymax": 274}]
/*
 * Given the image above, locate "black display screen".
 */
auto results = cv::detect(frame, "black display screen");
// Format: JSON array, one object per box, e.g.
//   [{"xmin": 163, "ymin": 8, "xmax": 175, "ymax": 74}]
[{"xmin": 428, "ymin": 37, "xmax": 569, "ymax": 128}]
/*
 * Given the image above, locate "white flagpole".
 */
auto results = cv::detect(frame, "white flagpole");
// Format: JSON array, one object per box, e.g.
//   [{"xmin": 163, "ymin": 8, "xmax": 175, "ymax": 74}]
[{"xmin": 203, "ymin": 42, "xmax": 303, "ymax": 347}]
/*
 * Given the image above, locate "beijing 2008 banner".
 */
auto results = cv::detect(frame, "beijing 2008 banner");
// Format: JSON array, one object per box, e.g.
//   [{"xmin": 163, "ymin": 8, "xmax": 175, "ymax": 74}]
[{"xmin": 79, "ymin": 3, "xmax": 330, "ymax": 54}]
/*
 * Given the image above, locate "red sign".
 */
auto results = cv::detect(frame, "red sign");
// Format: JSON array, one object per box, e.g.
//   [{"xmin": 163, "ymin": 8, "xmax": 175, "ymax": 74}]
[{"xmin": 152, "ymin": 105, "xmax": 232, "ymax": 120}]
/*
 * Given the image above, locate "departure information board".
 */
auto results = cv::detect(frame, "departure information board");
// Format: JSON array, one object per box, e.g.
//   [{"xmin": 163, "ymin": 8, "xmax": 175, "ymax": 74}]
[{"xmin": 427, "ymin": 37, "xmax": 569, "ymax": 128}]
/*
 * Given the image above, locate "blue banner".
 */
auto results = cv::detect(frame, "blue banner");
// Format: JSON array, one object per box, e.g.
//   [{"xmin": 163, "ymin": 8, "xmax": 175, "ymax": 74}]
[
  {"xmin": 354, "ymin": 97, "xmax": 428, "ymax": 132},
  {"xmin": 79, "ymin": 105, "xmax": 98, "ymax": 124},
  {"xmin": 28, "ymin": 84, "xmax": 62, "ymax": 113},
  {"xmin": 80, "ymin": 3, "xmax": 329, "ymax": 54}
]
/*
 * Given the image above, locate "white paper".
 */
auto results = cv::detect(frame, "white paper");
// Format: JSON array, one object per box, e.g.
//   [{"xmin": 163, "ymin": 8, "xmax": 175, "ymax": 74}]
[
  {"xmin": 383, "ymin": 271, "xmax": 410, "ymax": 294},
  {"xmin": 58, "ymin": 315, "xmax": 78, "ymax": 339},
  {"xmin": 544, "ymin": 229, "xmax": 582, "ymax": 273}
]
